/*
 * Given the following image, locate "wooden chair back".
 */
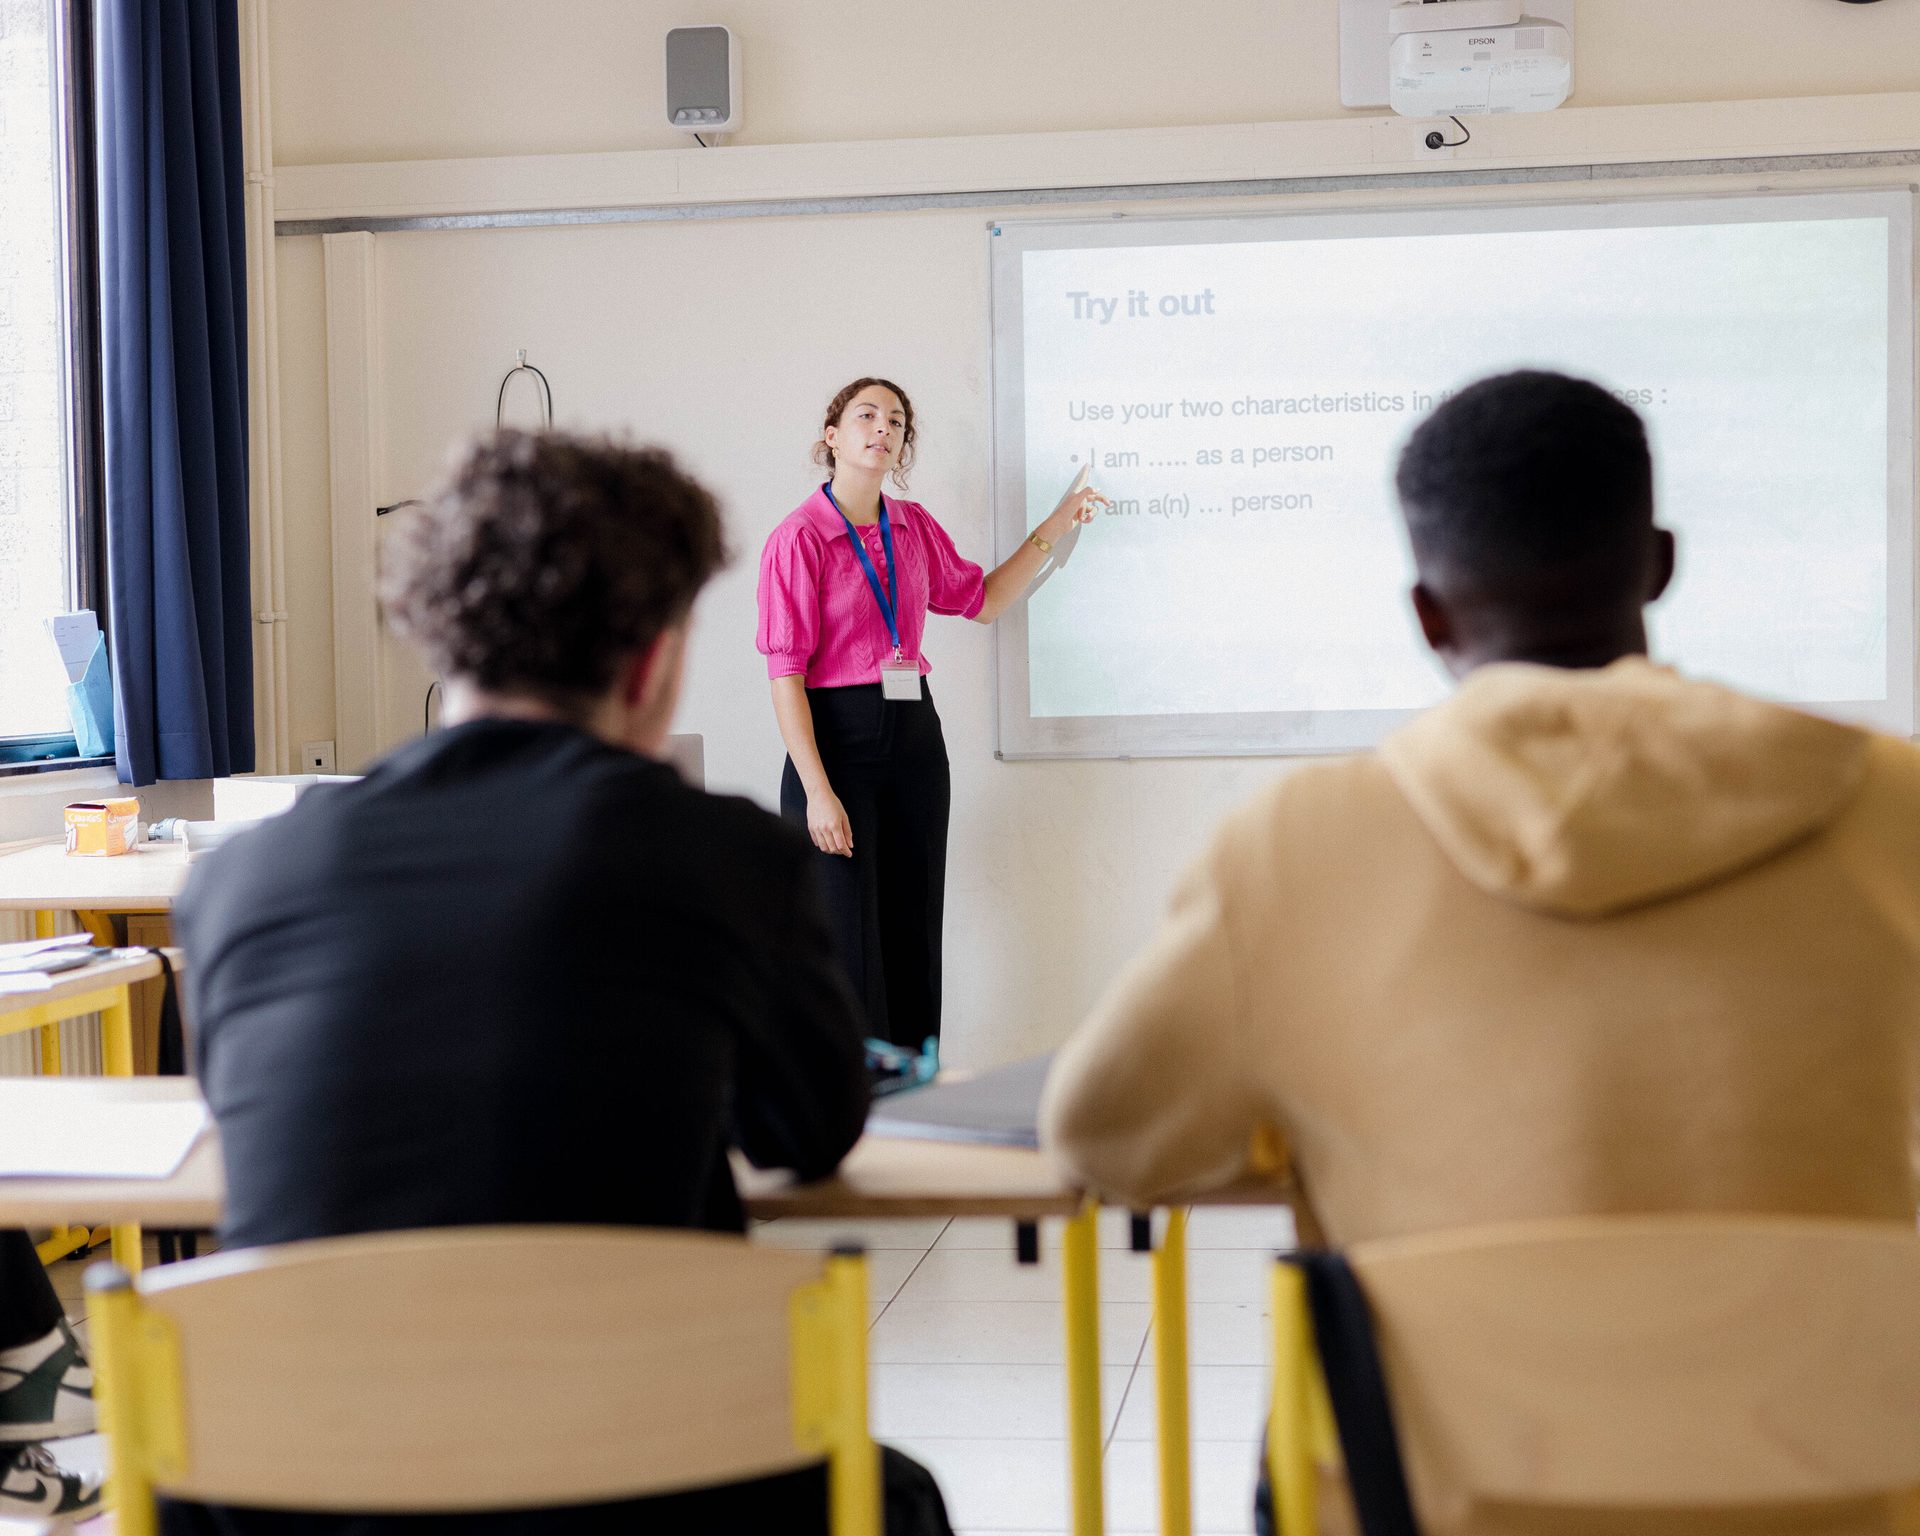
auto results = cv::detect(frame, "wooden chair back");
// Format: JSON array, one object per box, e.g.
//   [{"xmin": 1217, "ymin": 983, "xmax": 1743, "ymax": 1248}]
[
  {"xmin": 1270, "ymin": 1216, "xmax": 1920, "ymax": 1532},
  {"xmin": 87, "ymin": 1226, "xmax": 877, "ymax": 1536}
]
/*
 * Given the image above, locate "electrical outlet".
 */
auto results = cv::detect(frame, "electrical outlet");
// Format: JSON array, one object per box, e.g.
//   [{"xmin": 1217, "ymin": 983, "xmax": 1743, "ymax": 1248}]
[{"xmin": 300, "ymin": 739, "xmax": 337, "ymax": 774}]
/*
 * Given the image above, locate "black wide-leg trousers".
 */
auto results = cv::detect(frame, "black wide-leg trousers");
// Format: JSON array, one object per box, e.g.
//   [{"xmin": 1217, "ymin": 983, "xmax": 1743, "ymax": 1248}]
[
  {"xmin": 781, "ymin": 683, "xmax": 951, "ymax": 1051},
  {"xmin": 0, "ymin": 1228, "xmax": 63, "ymax": 1354}
]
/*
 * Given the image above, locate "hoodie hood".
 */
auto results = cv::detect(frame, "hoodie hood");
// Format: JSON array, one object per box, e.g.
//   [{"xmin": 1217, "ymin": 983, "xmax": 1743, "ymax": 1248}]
[{"xmin": 1377, "ymin": 658, "xmax": 1870, "ymax": 919}]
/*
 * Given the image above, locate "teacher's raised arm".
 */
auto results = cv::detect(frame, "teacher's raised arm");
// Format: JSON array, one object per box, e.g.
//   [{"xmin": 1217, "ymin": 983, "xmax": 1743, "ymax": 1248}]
[{"xmin": 974, "ymin": 464, "xmax": 1109, "ymax": 624}]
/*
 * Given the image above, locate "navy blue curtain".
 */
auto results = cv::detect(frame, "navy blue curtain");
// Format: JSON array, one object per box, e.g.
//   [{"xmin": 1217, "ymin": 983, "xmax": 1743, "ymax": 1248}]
[{"xmin": 99, "ymin": 0, "xmax": 253, "ymax": 785}]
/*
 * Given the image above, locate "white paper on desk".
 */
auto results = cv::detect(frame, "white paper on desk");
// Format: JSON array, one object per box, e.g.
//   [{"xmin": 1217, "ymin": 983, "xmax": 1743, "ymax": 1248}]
[
  {"xmin": 0, "ymin": 933, "xmax": 93, "ymax": 962},
  {"xmin": 0, "ymin": 940, "xmax": 99, "ymax": 979},
  {"xmin": 45, "ymin": 611, "xmax": 101, "ymax": 684},
  {"xmin": 0, "ymin": 1100, "xmax": 208, "ymax": 1179}
]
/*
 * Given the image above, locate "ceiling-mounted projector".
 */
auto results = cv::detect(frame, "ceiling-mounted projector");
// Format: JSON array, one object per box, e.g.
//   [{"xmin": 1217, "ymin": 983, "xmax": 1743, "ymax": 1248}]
[{"xmin": 1388, "ymin": 0, "xmax": 1571, "ymax": 117}]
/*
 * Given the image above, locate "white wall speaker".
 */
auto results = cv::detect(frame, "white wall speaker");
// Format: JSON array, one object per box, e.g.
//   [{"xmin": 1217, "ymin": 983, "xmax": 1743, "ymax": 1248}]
[{"xmin": 664, "ymin": 25, "xmax": 740, "ymax": 134}]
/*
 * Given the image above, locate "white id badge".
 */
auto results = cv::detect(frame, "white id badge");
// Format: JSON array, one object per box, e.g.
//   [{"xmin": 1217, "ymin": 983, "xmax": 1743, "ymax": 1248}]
[{"xmin": 881, "ymin": 660, "xmax": 923, "ymax": 701}]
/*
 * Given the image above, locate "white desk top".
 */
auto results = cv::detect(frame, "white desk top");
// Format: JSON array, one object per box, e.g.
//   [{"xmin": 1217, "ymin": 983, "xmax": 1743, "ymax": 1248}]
[
  {"xmin": 0, "ymin": 1078, "xmax": 1289, "ymax": 1231},
  {"xmin": 736, "ymin": 1135, "xmax": 1086, "ymax": 1221},
  {"xmin": 0, "ymin": 839, "xmax": 188, "ymax": 913},
  {"xmin": 0, "ymin": 951, "xmax": 161, "ymax": 1022},
  {"xmin": 0, "ymin": 1077, "xmax": 223, "ymax": 1228}
]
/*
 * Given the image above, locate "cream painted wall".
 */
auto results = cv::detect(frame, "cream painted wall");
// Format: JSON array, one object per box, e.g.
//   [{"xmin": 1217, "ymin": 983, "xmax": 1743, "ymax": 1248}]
[
  {"xmin": 273, "ymin": 234, "xmax": 338, "ymax": 759},
  {"xmin": 357, "ymin": 214, "xmax": 1287, "ymax": 1068},
  {"xmin": 266, "ymin": 0, "xmax": 1920, "ymax": 165},
  {"xmin": 262, "ymin": 3, "xmax": 1920, "ymax": 1066}
]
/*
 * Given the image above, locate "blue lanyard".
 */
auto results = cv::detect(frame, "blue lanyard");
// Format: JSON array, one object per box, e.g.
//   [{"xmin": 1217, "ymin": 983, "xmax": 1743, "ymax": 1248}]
[{"xmin": 823, "ymin": 482, "xmax": 903, "ymax": 657}]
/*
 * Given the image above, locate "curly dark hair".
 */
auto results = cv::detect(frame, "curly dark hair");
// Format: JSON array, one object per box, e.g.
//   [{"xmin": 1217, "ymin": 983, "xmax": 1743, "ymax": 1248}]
[
  {"xmin": 811, "ymin": 377, "xmax": 917, "ymax": 490},
  {"xmin": 381, "ymin": 431, "xmax": 729, "ymax": 708}
]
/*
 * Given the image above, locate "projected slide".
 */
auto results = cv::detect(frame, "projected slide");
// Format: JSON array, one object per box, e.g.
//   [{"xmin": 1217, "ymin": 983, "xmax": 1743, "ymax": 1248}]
[{"xmin": 990, "ymin": 192, "xmax": 1913, "ymax": 758}]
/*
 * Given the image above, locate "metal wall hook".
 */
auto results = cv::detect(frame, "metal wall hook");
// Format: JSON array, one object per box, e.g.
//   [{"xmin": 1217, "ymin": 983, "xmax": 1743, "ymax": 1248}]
[{"xmin": 496, "ymin": 350, "xmax": 554, "ymax": 430}]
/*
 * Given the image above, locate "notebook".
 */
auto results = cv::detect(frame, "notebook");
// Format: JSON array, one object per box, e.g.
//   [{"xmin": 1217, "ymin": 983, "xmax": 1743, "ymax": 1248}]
[
  {"xmin": 867, "ymin": 1052, "xmax": 1054, "ymax": 1149},
  {"xmin": 0, "ymin": 1099, "xmax": 208, "ymax": 1180}
]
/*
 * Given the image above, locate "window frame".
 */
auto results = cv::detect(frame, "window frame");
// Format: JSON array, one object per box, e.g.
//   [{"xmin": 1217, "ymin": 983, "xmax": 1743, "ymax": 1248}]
[{"xmin": 0, "ymin": 0, "xmax": 109, "ymax": 775}]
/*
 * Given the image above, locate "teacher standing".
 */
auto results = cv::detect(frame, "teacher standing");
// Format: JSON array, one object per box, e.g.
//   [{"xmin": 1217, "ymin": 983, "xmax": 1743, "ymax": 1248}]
[{"xmin": 757, "ymin": 377, "xmax": 1106, "ymax": 1059}]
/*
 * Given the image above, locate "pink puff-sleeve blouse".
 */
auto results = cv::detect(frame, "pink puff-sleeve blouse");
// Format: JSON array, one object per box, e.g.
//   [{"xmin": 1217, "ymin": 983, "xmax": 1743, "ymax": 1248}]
[{"xmin": 757, "ymin": 486, "xmax": 986, "ymax": 688}]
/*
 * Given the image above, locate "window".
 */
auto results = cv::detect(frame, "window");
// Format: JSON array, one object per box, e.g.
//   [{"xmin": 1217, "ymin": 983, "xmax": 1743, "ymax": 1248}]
[{"xmin": 0, "ymin": 0, "xmax": 102, "ymax": 769}]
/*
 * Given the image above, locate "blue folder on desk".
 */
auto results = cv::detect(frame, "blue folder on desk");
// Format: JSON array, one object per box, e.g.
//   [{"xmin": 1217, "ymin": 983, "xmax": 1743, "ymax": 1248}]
[{"xmin": 867, "ymin": 1052, "xmax": 1054, "ymax": 1149}]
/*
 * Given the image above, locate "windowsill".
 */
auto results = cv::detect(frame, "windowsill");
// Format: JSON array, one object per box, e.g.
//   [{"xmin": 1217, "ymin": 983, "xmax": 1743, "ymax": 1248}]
[
  {"xmin": 0, "ymin": 767, "xmax": 215, "ymax": 847},
  {"xmin": 0, "ymin": 763, "xmax": 125, "ymax": 847},
  {"xmin": 0, "ymin": 756, "xmax": 114, "ymax": 781}
]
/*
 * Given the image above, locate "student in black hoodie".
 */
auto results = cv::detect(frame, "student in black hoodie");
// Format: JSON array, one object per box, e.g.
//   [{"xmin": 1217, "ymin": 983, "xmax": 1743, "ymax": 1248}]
[{"xmin": 171, "ymin": 430, "xmax": 949, "ymax": 1536}]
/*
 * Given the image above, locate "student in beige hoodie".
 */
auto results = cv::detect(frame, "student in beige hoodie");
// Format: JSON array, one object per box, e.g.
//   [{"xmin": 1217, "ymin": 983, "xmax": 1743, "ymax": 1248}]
[{"xmin": 1040, "ymin": 370, "xmax": 1920, "ymax": 1535}]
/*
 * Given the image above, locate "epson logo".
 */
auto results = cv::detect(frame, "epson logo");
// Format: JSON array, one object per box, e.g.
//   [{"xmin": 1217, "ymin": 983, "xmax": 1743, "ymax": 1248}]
[{"xmin": 1467, "ymin": 35, "xmax": 1498, "ymax": 43}]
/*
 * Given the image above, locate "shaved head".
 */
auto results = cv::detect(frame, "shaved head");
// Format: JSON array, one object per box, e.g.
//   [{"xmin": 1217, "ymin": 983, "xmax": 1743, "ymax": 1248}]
[{"xmin": 1394, "ymin": 370, "xmax": 1673, "ymax": 676}]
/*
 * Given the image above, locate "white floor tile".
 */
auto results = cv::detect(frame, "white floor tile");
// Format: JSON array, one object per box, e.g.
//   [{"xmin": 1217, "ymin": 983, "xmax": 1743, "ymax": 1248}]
[
  {"xmin": 46, "ymin": 1257, "xmax": 88, "ymax": 1304},
  {"xmin": 1182, "ymin": 1248, "xmax": 1279, "ymax": 1306},
  {"xmin": 1111, "ymin": 1364, "xmax": 1270, "ymax": 1441},
  {"xmin": 872, "ymin": 1362, "xmax": 1134, "ymax": 1440},
  {"xmin": 1101, "ymin": 1453, "xmax": 1164, "ymax": 1534},
  {"xmin": 750, "ymin": 1216, "xmax": 950, "ymax": 1251},
  {"xmin": 937, "ymin": 1208, "xmax": 1167, "ymax": 1252},
  {"xmin": 1106, "ymin": 1437, "xmax": 1265, "ymax": 1534},
  {"xmin": 929, "ymin": 1216, "xmax": 1036, "ymax": 1251},
  {"xmin": 869, "ymin": 1300, "xmax": 1152, "ymax": 1366},
  {"xmin": 865, "ymin": 1246, "xmax": 929, "ymax": 1306},
  {"xmin": 1184, "ymin": 1302, "xmax": 1273, "ymax": 1366},
  {"xmin": 899, "ymin": 1243, "xmax": 1155, "ymax": 1305},
  {"xmin": 1185, "ymin": 1207, "xmax": 1295, "ymax": 1250},
  {"xmin": 886, "ymin": 1437, "xmax": 1071, "ymax": 1531}
]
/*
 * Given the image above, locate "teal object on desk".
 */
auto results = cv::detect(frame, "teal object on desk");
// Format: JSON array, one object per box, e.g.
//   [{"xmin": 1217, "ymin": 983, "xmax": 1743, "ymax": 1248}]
[
  {"xmin": 65, "ymin": 634, "xmax": 115, "ymax": 759},
  {"xmin": 865, "ymin": 1036, "xmax": 940, "ymax": 1098}
]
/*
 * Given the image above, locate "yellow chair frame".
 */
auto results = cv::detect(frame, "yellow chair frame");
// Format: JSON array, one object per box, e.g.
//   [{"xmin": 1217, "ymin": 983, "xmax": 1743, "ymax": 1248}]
[
  {"xmin": 1267, "ymin": 1259, "xmax": 1340, "ymax": 1533},
  {"xmin": 87, "ymin": 1226, "xmax": 881, "ymax": 1536}
]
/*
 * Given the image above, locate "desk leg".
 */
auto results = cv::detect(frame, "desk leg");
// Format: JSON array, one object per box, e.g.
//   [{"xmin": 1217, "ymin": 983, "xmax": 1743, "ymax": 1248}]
[
  {"xmin": 101, "ymin": 987, "xmax": 135, "ymax": 1077},
  {"xmin": 1153, "ymin": 1208, "xmax": 1193, "ymax": 1536},
  {"xmin": 108, "ymin": 1224, "xmax": 142, "ymax": 1277},
  {"xmin": 30, "ymin": 912, "xmax": 82, "ymax": 1266},
  {"xmin": 32, "ymin": 911, "xmax": 64, "ymax": 1077},
  {"xmin": 1062, "ymin": 1201, "xmax": 1105, "ymax": 1536},
  {"xmin": 102, "ymin": 987, "xmax": 141, "ymax": 1275}
]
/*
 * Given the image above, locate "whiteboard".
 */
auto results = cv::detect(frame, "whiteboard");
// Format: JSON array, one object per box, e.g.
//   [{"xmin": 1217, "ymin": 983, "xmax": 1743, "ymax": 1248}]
[{"xmin": 990, "ymin": 189, "xmax": 1917, "ymax": 759}]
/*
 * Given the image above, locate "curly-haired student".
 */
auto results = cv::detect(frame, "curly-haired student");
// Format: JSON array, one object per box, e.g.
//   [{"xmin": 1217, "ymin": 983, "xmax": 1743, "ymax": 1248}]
[{"xmin": 173, "ymin": 430, "xmax": 952, "ymax": 1536}]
